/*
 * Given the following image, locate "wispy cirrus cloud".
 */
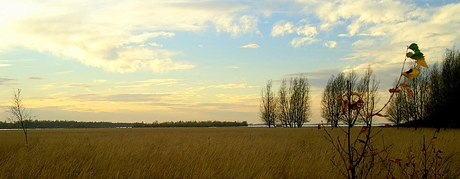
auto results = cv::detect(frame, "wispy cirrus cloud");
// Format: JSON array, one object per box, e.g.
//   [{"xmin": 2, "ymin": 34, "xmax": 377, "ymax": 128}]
[
  {"xmin": 0, "ymin": 60, "xmax": 12, "ymax": 67},
  {"xmin": 28, "ymin": 77, "xmax": 43, "ymax": 80},
  {"xmin": 0, "ymin": 77, "xmax": 16, "ymax": 85},
  {"xmin": 210, "ymin": 83, "xmax": 258, "ymax": 89}
]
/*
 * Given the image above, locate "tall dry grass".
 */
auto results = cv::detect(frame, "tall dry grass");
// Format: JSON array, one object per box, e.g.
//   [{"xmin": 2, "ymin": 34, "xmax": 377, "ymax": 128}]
[{"xmin": 0, "ymin": 127, "xmax": 459, "ymax": 178}]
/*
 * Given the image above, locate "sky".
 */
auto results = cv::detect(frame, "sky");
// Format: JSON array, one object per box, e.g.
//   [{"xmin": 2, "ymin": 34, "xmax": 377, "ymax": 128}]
[{"xmin": 1, "ymin": 0, "xmax": 459, "ymax": 124}]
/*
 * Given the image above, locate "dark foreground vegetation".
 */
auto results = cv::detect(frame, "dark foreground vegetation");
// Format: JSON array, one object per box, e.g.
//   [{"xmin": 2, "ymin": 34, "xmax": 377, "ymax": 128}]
[{"xmin": 0, "ymin": 120, "xmax": 248, "ymax": 129}]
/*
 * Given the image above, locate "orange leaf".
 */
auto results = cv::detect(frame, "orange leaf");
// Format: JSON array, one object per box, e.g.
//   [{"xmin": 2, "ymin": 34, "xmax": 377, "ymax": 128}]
[
  {"xmin": 388, "ymin": 88, "xmax": 401, "ymax": 93},
  {"xmin": 390, "ymin": 158, "xmax": 402, "ymax": 164},
  {"xmin": 342, "ymin": 100, "xmax": 348, "ymax": 115}
]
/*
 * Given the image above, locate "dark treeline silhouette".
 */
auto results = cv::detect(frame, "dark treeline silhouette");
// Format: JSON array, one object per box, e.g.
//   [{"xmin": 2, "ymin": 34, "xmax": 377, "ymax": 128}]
[
  {"xmin": 387, "ymin": 48, "xmax": 460, "ymax": 129},
  {"xmin": 133, "ymin": 120, "xmax": 248, "ymax": 128},
  {"xmin": 0, "ymin": 120, "xmax": 248, "ymax": 129},
  {"xmin": 0, "ymin": 120, "xmax": 133, "ymax": 129}
]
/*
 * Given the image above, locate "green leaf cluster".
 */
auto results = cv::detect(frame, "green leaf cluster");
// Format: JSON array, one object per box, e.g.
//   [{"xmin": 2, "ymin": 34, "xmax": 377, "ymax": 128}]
[{"xmin": 406, "ymin": 43, "xmax": 425, "ymax": 60}]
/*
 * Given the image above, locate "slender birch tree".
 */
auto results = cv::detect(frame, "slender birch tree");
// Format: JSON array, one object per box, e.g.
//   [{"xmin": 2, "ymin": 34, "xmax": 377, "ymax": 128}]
[{"xmin": 7, "ymin": 89, "xmax": 33, "ymax": 149}]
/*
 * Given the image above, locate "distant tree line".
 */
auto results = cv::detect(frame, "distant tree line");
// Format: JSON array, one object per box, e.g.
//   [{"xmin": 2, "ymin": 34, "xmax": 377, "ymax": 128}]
[
  {"xmin": 0, "ymin": 120, "xmax": 248, "ymax": 129},
  {"xmin": 0, "ymin": 120, "xmax": 133, "ymax": 129},
  {"xmin": 132, "ymin": 120, "xmax": 248, "ymax": 128}
]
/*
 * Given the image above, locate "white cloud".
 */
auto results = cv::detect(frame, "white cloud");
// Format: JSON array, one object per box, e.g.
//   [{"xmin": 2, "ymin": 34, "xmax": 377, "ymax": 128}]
[
  {"xmin": 271, "ymin": 21, "xmax": 294, "ymax": 36},
  {"xmin": 352, "ymin": 39, "xmax": 374, "ymax": 48},
  {"xmin": 211, "ymin": 83, "xmax": 257, "ymax": 89},
  {"xmin": 148, "ymin": 42, "xmax": 164, "ymax": 48},
  {"xmin": 319, "ymin": 22, "xmax": 334, "ymax": 31},
  {"xmin": 294, "ymin": 0, "xmax": 460, "ymax": 68},
  {"xmin": 127, "ymin": 32, "xmax": 174, "ymax": 44},
  {"xmin": 347, "ymin": 21, "xmax": 360, "ymax": 36},
  {"xmin": 430, "ymin": 3, "xmax": 460, "ymax": 24},
  {"xmin": 271, "ymin": 20, "xmax": 319, "ymax": 47},
  {"xmin": 315, "ymin": 2, "xmax": 338, "ymax": 23},
  {"xmin": 0, "ymin": 1, "xmax": 263, "ymax": 73},
  {"xmin": 324, "ymin": 41, "xmax": 337, "ymax": 48},
  {"xmin": 298, "ymin": 0, "xmax": 413, "ymax": 36},
  {"xmin": 214, "ymin": 15, "xmax": 260, "ymax": 36},
  {"xmin": 296, "ymin": 23, "xmax": 318, "ymax": 37},
  {"xmin": 291, "ymin": 37, "xmax": 317, "ymax": 47},
  {"xmin": 241, "ymin": 43, "xmax": 259, "ymax": 49}
]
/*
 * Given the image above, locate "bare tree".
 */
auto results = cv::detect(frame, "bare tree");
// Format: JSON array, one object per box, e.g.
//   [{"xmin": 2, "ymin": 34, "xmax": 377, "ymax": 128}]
[
  {"xmin": 387, "ymin": 69, "xmax": 430, "ymax": 126},
  {"xmin": 386, "ymin": 80, "xmax": 411, "ymax": 125},
  {"xmin": 321, "ymin": 72, "xmax": 346, "ymax": 127},
  {"xmin": 277, "ymin": 79, "xmax": 290, "ymax": 127},
  {"xmin": 409, "ymin": 69, "xmax": 430, "ymax": 122},
  {"xmin": 340, "ymin": 70, "xmax": 360, "ymax": 127},
  {"xmin": 288, "ymin": 76, "xmax": 311, "ymax": 127},
  {"xmin": 7, "ymin": 89, "xmax": 33, "ymax": 149},
  {"xmin": 321, "ymin": 69, "xmax": 379, "ymax": 127},
  {"xmin": 260, "ymin": 80, "xmax": 277, "ymax": 128},
  {"xmin": 357, "ymin": 67, "xmax": 380, "ymax": 125}
]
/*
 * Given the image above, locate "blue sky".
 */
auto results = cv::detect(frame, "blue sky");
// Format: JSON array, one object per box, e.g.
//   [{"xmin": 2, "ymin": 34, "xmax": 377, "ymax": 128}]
[{"xmin": 1, "ymin": 0, "xmax": 459, "ymax": 124}]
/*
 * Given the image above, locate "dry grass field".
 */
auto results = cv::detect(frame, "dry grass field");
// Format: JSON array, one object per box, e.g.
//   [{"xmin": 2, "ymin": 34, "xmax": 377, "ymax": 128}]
[{"xmin": 0, "ymin": 127, "xmax": 459, "ymax": 178}]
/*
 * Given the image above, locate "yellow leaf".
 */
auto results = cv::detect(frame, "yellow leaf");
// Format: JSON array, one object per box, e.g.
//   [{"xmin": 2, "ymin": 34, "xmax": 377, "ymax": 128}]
[
  {"xmin": 402, "ymin": 68, "xmax": 420, "ymax": 79},
  {"xmin": 416, "ymin": 58, "xmax": 428, "ymax": 68}
]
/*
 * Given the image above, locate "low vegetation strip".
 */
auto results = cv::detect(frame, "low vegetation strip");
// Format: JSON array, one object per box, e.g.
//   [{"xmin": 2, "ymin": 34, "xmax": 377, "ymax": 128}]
[
  {"xmin": 0, "ymin": 120, "xmax": 248, "ymax": 129},
  {"xmin": 0, "ymin": 128, "xmax": 458, "ymax": 178}
]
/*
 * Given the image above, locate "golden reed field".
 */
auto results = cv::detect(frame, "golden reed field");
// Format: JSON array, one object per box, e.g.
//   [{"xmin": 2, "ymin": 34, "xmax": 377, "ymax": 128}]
[{"xmin": 1, "ymin": 127, "xmax": 459, "ymax": 178}]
